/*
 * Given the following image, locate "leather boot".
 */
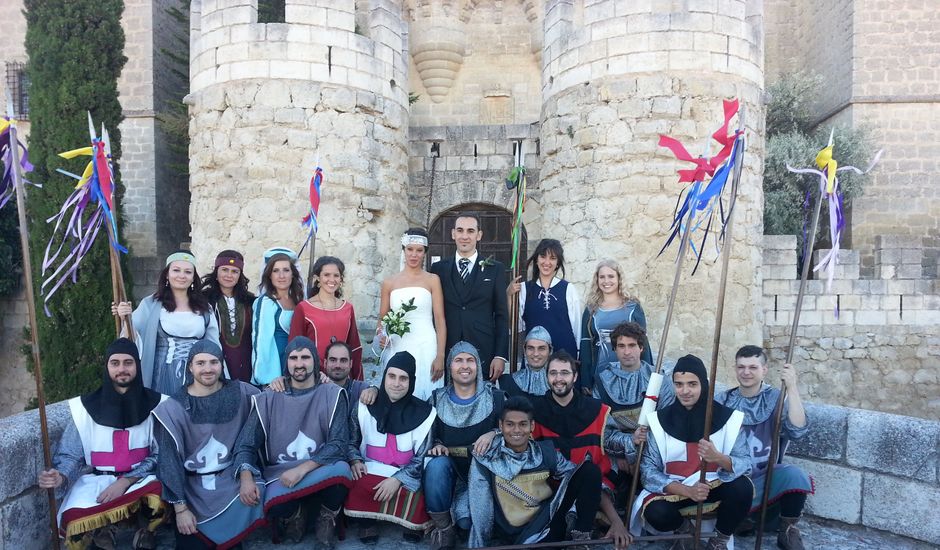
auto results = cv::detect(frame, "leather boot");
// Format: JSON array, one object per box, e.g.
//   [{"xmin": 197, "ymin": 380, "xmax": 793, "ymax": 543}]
[
  {"xmin": 567, "ymin": 528, "xmax": 592, "ymax": 550},
  {"xmin": 280, "ymin": 504, "xmax": 307, "ymax": 544},
  {"xmin": 91, "ymin": 524, "xmax": 117, "ymax": 550},
  {"xmin": 314, "ymin": 505, "xmax": 341, "ymax": 549},
  {"xmin": 132, "ymin": 527, "xmax": 157, "ymax": 550},
  {"xmin": 705, "ymin": 531, "xmax": 732, "ymax": 550},
  {"xmin": 428, "ymin": 511, "xmax": 456, "ymax": 550},
  {"xmin": 668, "ymin": 519, "xmax": 694, "ymax": 550},
  {"xmin": 777, "ymin": 516, "xmax": 805, "ymax": 550}
]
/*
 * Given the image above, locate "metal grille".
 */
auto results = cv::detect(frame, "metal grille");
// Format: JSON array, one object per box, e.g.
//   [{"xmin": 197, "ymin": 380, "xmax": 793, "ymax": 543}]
[{"xmin": 4, "ymin": 62, "xmax": 29, "ymax": 119}]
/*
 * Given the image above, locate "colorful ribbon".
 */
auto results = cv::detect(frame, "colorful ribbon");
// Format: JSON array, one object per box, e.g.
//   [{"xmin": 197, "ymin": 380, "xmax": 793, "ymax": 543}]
[
  {"xmin": 506, "ymin": 166, "xmax": 527, "ymax": 270},
  {"xmin": 0, "ymin": 117, "xmax": 35, "ymax": 209},
  {"xmin": 298, "ymin": 165, "xmax": 322, "ymax": 258},
  {"xmin": 41, "ymin": 114, "xmax": 126, "ymax": 315},
  {"xmin": 658, "ymin": 99, "xmax": 745, "ymax": 274}
]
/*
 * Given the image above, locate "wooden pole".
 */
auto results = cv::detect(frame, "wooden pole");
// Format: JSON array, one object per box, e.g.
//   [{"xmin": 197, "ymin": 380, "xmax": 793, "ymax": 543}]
[
  {"xmin": 481, "ymin": 531, "xmax": 718, "ymax": 550},
  {"xmin": 692, "ymin": 112, "xmax": 746, "ymax": 548},
  {"xmin": 9, "ymin": 119, "xmax": 62, "ymax": 550},
  {"xmin": 305, "ymin": 231, "xmax": 318, "ymax": 296},
  {"xmin": 622, "ymin": 206, "xmax": 695, "ymax": 527},
  {"xmin": 753, "ymin": 172, "xmax": 824, "ymax": 550},
  {"xmin": 508, "ymin": 174, "xmax": 523, "ymax": 372},
  {"xmin": 105, "ymin": 215, "xmax": 133, "ymax": 337}
]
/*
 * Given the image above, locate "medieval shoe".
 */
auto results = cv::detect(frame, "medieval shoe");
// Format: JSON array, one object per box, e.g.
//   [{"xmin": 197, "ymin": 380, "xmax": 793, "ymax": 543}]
[
  {"xmin": 428, "ymin": 511, "xmax": 456, "ymax": 550},
  {"xmin": 132, "ymin": 527, "xmax": 157, "ymax": 550},
  {"xmin": 403, "ymin": 529, "xmax": 423, "ymax": 543},
  {"xmin": 567, "ymin": 529, "xmax": 592, "ymax": 550},
  {"xmin": 91, "ymin": 524, "xmax": 117, "ymax": 550},
  {"xmin": 705, "ymin": 531, "xmax": 732, "ymax": 550},
  {"xmin": 668, "ymin": 519, "xmax": 695, "ymax": 550},
  {"xmin": 280, "ymin": 504, "xmax": 307, "ymax": 544},
  {"xmin": 777, "ymin": 516, "xmax": 805, "ymax": 550},
  {"xmin": 359, "ymin": 524, "xmax": 379, "ymax": 544},
  {"xmin": 314, "ymin": 505, "xmax": 341, "ymax": 549}
]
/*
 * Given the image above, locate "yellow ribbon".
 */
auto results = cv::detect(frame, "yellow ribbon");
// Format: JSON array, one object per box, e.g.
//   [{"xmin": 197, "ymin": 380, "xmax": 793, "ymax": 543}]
[
  {"xmin": 814, "ymin": 145, "xmax": 838, "ymax": 194},
  {"xmin": 0, "ymin": 119, "xmax": 10, "ymax": 133},
  {"xmin": 58, "ymin": 147, "xmax": 95, "ymax": 189}
]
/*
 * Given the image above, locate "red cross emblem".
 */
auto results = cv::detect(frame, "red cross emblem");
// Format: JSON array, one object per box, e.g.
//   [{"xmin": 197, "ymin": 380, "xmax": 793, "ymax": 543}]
[
  {"xmin": 365, "ymin": 433, "xmax": 414, "ymax": 467},
  {"xmin": 90, "ymin": 430, "xmax": 149, "ymax": 473}
]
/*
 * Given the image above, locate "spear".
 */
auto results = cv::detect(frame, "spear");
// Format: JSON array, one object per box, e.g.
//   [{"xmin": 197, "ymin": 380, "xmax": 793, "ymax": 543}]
[
  {"xmin": 482, "ymin": 531, "xmax": 718, "ymax": 550},
  {"xmin": 5, "ymin": 96, "xmax": 61, "ymax": 550},
  {"xmin": 299, "ymin": 158, "xmax": 322, "ymax": 295},
  {"xmin": 506, "ymin": 143, "xmax": 526, "ymax": 372},
  {"xmin": 93, "ymin": 117, "xmax": 133, "ymax": 338},
  {"xmin": 752, "ymin": 130, "xmax": 830, "ymax": 550},
  {"xmin": 692, "ymin": 109, "xmax": 746, "ymax": 548}
]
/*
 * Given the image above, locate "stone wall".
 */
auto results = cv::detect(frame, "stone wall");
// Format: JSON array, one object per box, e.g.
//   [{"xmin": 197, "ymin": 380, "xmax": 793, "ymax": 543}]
[
  {"xmin": 0, "ymin": 286, "xmax": 35, "ymax": 418},
  {"xmin": 788, "ymin": 403, "xmax": 940, "ymax": 545},
  {"xmin": 187, "ymin": 0, "xmax": 410, "ymax": 327},
  {"xmin": 762, "ymin": 235, "xmax": 939, "ymax": 420},
  {"xmin": 538, "ymin": 0, "xmax": 766, "ymax": 368}
]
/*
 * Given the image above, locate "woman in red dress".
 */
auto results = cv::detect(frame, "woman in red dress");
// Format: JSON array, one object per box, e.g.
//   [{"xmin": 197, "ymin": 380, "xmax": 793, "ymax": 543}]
[{"xmin": 289, "ymin": 256, "xmax": 364, "ymax": 380}]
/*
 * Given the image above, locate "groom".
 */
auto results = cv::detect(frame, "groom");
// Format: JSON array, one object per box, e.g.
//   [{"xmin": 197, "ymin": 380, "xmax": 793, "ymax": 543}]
[{"xmin": 430, "ymin": 213, "xmax": 509, "ymax": 381}]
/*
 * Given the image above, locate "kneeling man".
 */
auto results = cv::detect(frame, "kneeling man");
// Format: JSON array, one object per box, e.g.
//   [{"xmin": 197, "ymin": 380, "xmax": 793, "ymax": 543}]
[
  {"xmin": 37, "ymin": 338, "xmax": 165, "ymax": 550},
  {"xmin": 468, "ymin": 396, "xmax": 603, "ymax": 548},
  {"xmin": 633, "ymin": 355, "xmax": 752, "ymax": 550},
  {"xmin": 233, "ymin": 336, "xmax": 352, "ymax": 545}
]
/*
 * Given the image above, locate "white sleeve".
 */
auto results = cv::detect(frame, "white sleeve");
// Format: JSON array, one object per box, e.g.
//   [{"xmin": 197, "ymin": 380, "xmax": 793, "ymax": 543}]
[
  {"xmin": 518, "ymin": 282, "xmax": 527, "ymax": 333},
  {"xmin": 567, "ymin": 283, "xmax": 582, "ymax": 343}
]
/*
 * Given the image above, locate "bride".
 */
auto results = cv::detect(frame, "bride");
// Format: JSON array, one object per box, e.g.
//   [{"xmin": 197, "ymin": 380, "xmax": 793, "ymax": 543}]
[{"xmin": 377, "ymin": 228, "xmax": 447, "ymax": 400}]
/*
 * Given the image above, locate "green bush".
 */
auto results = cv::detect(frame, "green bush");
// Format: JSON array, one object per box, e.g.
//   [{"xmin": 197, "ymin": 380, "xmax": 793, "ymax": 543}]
[
  {"xmin": 23, "ymin": 0, "xmax": 128, "ymax": 403},
  {"xmin": 763, "ymin": 73, "xmax": 876, "ymax": 245}
]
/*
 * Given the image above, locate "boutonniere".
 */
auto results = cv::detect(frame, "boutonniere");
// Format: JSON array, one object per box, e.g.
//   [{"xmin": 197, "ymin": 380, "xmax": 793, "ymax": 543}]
[{"xmin": 478, "ymin": 254, "xmax": 496, "ymax": 272}]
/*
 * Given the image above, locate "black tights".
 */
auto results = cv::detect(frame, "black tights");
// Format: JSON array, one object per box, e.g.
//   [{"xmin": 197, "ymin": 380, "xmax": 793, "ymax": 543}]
[
  {"xmin": 546, "ymin": 462, "xmax": 602, "ymax": 541},
  {"xmin": 777, "ymin": 491, "xmax": 807, "ymax": 518},
  {"xmin": 268, "ymin": 484, "xmax": 348, "ymax": 519},
  {"xmin": 644, "ymin": 476, "xmax": 753, "ymax": 536}
]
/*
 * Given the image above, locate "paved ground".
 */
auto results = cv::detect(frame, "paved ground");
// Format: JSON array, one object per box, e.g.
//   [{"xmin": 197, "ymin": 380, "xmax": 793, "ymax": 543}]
[{"xmin": 117, "ymin": 514, "xmax": 934, "ymax": 549}]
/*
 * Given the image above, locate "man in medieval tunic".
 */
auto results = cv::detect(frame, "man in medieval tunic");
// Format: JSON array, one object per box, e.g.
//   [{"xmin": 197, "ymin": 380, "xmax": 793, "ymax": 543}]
[
  {"xmin": 37, "ymin": 338, "xmax": 165, "ymax": 550},
  {"xmin": 531, "ymin": 350, "xmax": 635, "ymax": 549},
  {"xmin": 152, "ymin": 340, "xmax": 263, "ymax": 549},
  {"xmin": 233, "ymin": 336, "xmax": 353, "ymax": 546},
  {"xmin": 424, "ymin": 342, "xmax": 505, "ymax": 550},
  {"xmin": 468, "ymin": 395, "xmax": 605, "ymax": 549},
  {"xmin": 345, "ymin": 351, "xmax": 437, "ymax": 543},
  {"xmin": 497, "ymin": 326, "xmax": 552, "ymax": 398},
  {"xmin": 632, "ymin": 355, "xmax": 753, "ymax": 550},
  {"xmin": 323, "ymin": 340, "xmax": 369, "ymax": 413},
  {"xmin": 716, "ymin": 345, "xmax": 813, "ymax": 550}
]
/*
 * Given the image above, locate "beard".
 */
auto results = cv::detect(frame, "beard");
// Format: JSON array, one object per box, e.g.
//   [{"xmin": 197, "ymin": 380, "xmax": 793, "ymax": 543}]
[
  {"xmin": 290, "ymin": 368, "xmax": 312, "ymax": 383},
  {"xmin": 551, "ymin": 383, "xmax": 573, "ymax": 397}
]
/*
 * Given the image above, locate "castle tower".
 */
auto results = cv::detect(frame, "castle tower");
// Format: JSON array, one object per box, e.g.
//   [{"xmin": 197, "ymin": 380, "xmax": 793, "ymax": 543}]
[
  {"xmin": 538, "ymin": 0, "xmax": 767, "ymax": 364},
  {"xmin": 187, "ymin": 0, "xmax": 410, "ymax": 316}
]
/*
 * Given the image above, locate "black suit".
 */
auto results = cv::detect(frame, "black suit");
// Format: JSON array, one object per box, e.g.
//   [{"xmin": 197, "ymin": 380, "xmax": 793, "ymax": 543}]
[{"xmin": 430, "ymin": 256, "xmax": 509, "ymax": 379}]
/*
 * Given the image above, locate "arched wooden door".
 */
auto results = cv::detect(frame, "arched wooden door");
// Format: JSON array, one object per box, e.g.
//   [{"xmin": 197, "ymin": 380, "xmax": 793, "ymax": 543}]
[{"xmin": 427, "ymin": 203, "xmax": 526, "ymax": 273}]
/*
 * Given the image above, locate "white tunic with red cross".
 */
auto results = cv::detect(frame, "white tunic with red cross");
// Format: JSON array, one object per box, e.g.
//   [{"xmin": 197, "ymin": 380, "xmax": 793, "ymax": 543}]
[
  {"xmin": 629, "ymin": 408, "xmax": 745, "ymax": 534},
  {"xmin": 57, "ymin": 396, "xmax": 166, "ymax": 528},
  {"xmin": 355, "ymin": 401, "xmax": 436, "ymax": 479}
]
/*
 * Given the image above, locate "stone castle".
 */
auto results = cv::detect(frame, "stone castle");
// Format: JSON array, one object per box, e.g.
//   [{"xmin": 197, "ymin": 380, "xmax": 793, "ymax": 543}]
[{"xmin": 1, "ymin": 1, "xmax": 938, "ymax": 419}]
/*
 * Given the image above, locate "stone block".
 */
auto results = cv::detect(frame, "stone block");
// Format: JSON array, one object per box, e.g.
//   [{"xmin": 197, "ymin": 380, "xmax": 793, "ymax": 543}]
[
  {"xmin": 0, "ymin": 403, "xmax": 70, "ymax": 502},
  {"xmin": 0, "ymin": 490, "xmax": 53, "ymax": 549},
  {"xmin": 788, "ymin": 403, "xmax": 847, "ymax": 460},
  {"xmin": 846, "ymin": 409, "xmax": 939, "ymax": 482},
  {"xmin": 862, "ymin": 472, "xmax": 940, "ymax": 545},
  {"xmin": 787, "ymin": 457, "xmax": 861, "ymax": 524}
]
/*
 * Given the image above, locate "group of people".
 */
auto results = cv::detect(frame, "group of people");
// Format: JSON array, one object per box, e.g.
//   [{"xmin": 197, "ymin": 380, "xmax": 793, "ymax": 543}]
[{"xmin": 40, "ymin": 212, "xmax": 814, "ymax": 550}]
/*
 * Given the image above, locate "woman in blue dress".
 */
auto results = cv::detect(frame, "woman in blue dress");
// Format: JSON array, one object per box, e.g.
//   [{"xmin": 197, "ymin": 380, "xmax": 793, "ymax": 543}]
[
  {"xmin": 251, "ymin": 247, "xmax": 303, "ymax": 386},
  {"xmin": 578, "ymin": 259, "xmax": 653, "ymax": 393}
]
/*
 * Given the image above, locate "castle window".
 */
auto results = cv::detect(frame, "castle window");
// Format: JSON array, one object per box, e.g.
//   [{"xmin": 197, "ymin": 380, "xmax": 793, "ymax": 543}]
[
  {"xmin": 258, "ymin": 0, "xmax": 286, "ymax": 23},
  {"xmin": 4, "ymin": 62, "xmax": 29, "ymax": 119}
]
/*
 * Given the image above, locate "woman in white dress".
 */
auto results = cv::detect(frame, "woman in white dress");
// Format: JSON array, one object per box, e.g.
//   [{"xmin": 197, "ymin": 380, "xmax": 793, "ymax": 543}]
[{"xmin": 377, "ymin": 228, "xmax": 447, "ymax": 400}]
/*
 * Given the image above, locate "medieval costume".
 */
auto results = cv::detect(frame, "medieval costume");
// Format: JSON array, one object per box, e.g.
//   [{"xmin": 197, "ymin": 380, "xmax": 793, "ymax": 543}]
[
  {"xmin": 209, "ymin": 252, "xmax": 254, "ymax": 383},
  {"xmin": 251, "ymin": 293, "xmax": 293, "ymax": 386},
  {"xmin": 579, "ymin": 300, "xmax": 653, "ymax": 390},
  {"xmin": 233, "ymin": 337, "xmax": 353, "ymax": 544},
  {"xmin": 340, "ymin": 378, "xmax": 369, "ymax": 415},
  {"xmin": 497, "ymin": 326, "xmax": 551, "ymax": 398},
  {"xmin": 716, "ymin": 383, "xmax": 814, "ymax": 541},
  {"xmin": 425, "ymin": 342, "xmax": 505, "ymax": 547},
  {"xmin": 593, "ymin": 359, "xmax": 675, "ymax": 428},
  {"xmin": 518, "ymin": 277, "xmax": 581, "ymax": 357},
  {"xmin": 531, "ymin": 387, "xmax": 634, "ymax": 499},
  {"xmin": 468, "ymin": 437, "xmax": 601, "ymax": 548},
  {"xmin": 153, "ymin": 341, "xmax": 264, "ymax": 549},
  {"xmin": 289, "ymin": 299, "xmax": 364, "ymax": 380},
  {"xmin": 633, "ymin": 355, "xmax": 753, "ymax": 549},
  {"xmin": 52, "ymin": 338, "xmax": 165, "ymax": 550},
  {"xmin": 345, "ymin": 352, "xmax": 436, "ymax": 533}
]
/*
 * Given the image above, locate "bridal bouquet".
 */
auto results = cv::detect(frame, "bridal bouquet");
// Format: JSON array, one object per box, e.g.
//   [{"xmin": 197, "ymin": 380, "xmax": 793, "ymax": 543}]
[{"xmin": 381, "ymin": 297, "xmax": 417, "ymax": 338}]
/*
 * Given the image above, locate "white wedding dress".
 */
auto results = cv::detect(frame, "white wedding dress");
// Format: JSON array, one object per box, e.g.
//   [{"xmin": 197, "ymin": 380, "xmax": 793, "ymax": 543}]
[{"xmin": 384, "ymin": 287, "xmax": 441, "ymax": 400}]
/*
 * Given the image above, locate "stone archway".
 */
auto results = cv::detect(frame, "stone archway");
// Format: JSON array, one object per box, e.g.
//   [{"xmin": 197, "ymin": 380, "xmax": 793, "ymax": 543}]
[{"xmin": 427, "ymin": 203, "xmax": 526, "ymax": 272}]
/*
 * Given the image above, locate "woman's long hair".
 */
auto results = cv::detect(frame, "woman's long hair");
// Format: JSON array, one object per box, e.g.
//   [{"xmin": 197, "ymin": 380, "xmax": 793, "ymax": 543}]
[
  {"xmin": 201, "ymin": 250, "xmax": 256, "ymax": 305},
  {"xmin": 310, "ymin": 256, "xmax": 346, "ymax": 299},
  {"xmin": 153, "ymin": 252, "xmax": 211, "ymax": 314},
  {"xmin": 261, "ymin": 253, "xmax": 304, "ymax": 304},
  {"xmin": 585, "ymin": 258, "xmax": 639, "ymax": 313},
  {"xmin": 526, "ymin": 238, "xmax": 566, "ymax": 281}
]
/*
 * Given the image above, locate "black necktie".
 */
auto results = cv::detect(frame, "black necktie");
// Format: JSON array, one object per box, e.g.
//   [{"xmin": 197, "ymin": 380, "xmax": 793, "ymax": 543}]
[{"xmin": 459, "ymin": 258, "xmax": 470, "ymax": 281}]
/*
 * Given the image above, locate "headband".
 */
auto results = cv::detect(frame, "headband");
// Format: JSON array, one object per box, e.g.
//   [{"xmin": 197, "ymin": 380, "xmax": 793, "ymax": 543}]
[
  {"xmin": 215, "ymin": 254, "xmax": 244, "ymax": 270},
  {"xmin": 263, "ymin": 246, "xmax": 298, "ymax": 263},
  {"xmin": 401, "ymin": 234, "xmax": 428, "ymax": 247},
  {"xmin": 165, "ymin": 252, "xmax": 196, "ymax": 267}
]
